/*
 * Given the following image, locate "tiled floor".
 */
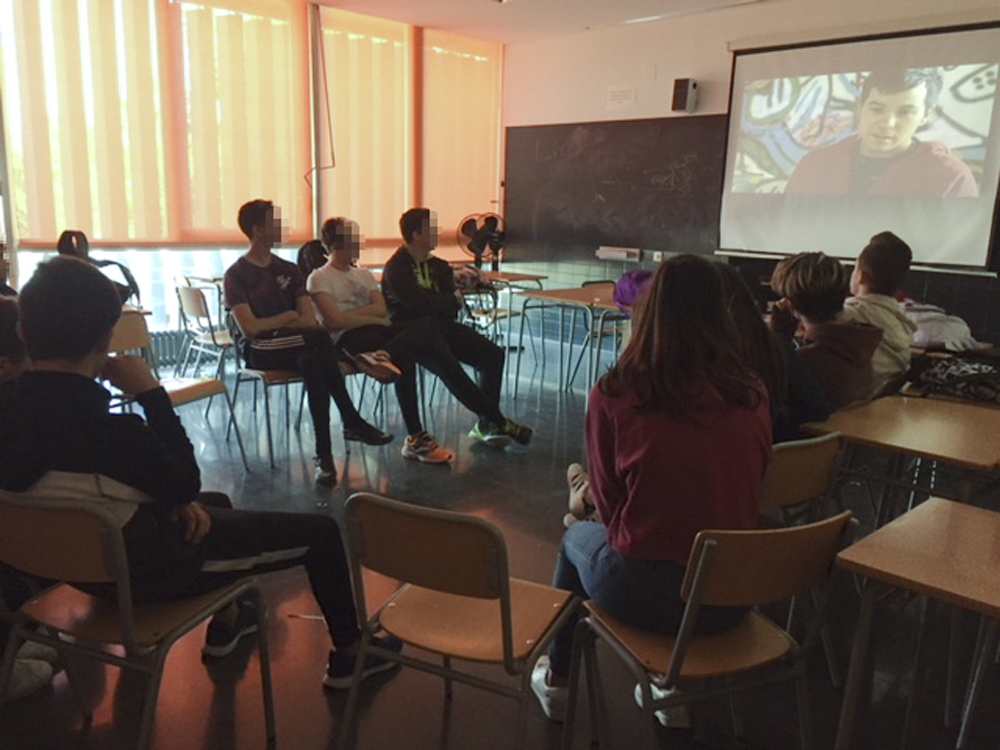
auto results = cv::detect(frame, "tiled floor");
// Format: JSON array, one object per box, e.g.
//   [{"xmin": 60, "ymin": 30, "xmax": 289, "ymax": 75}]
[{"xmin": 5, "ymin": 339, "xmax": 1000, "ymax": 749}]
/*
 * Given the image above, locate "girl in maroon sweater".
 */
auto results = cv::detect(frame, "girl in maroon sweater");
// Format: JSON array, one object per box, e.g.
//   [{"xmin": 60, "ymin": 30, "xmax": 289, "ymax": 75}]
[{"xmin": 532, "ymin": 256, "xmax": 773, "ymax": 723}]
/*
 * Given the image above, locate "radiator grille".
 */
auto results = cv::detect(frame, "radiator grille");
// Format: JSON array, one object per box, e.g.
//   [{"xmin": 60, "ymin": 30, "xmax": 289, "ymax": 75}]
[{"xmin": 149, "ymin": 329, "xmax": 187, "ymax": 369}]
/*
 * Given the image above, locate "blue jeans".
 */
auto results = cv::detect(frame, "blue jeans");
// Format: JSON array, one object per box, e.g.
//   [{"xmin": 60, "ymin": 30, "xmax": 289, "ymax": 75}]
[{"xmin": 549, "ymin": 522, "xmax": 746, "ymax": 677}]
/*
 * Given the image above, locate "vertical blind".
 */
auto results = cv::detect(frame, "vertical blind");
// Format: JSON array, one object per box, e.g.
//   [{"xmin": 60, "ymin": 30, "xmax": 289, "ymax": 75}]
[{"xmin": 0, "ymin": 0, "xmax": 501, "ymax": 246}]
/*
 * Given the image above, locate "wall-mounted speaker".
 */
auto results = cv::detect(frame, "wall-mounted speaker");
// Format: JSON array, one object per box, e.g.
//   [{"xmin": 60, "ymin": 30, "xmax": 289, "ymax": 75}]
[{"xmin": 672, "ymin": 78, "xmax": 698, "ymax": 113}]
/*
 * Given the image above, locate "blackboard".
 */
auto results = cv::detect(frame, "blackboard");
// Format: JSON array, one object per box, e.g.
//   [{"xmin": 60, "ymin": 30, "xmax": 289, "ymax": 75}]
[{"xmin": 504, "ymin": 115, "xmax": 727, "ymax": 255}]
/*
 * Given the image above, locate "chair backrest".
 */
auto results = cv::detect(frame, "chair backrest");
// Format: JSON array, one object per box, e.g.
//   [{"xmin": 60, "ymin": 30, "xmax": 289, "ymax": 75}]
[
  {"xmin": 680, "ymin": 510, "xmax": 855, "ymax": 608},
  {"xmin": 345, "ymin": 493, "xmax": 509, "ymax": 601},
  {"xmin": 0, "ymin": 495, "xmax": 119, "ymax": 584},
  {"xmin": 0, "ymin": 492, "xmax": 148, "ymax": 652},
  {"xmin": 109, "ymin": 310, "xmax": 152, "ymax": 354},
  {"xmin": 758, "ymin": 433, "xmax": 842, "ymax": 512},
  {"xmin": 177, "ymin": 284, "xmax": 213, "ymax": 322}
]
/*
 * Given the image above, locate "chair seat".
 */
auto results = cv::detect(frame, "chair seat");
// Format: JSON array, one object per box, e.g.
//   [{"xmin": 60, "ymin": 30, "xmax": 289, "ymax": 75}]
[
  {"xmin": 239, "ymin": 368, "xmax": 302, "ymax": 386},
  {"xmin": 23, "ymin": 580, "xmax": 253, "ymax": 649},
  {"xmin": 585, "ymin": 602, "xmax": 795, "ymax": 679},
  {"xmin": 379, "ymin": 578, "xmax": 574, "ymax": 664},
  {"xmin": 162, "ymin": 377, "xmax": 227, "ymax": 406},
  {"xmin": 191, "ymin": 331, "xmax": 233, "ymax": 348}
]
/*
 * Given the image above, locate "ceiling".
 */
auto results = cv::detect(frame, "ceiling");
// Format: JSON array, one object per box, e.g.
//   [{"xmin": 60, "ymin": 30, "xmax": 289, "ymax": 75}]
[{"xmin": 315, "ymin": 0, "xmax": 760, "ymax": 45}]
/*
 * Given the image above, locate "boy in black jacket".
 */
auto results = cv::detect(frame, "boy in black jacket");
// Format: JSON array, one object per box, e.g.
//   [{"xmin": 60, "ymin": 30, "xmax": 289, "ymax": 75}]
[
  {"xmin": 0, "ymin": 257, "xmax": 399, "ymax": 689},
  {"xmin": 382, "ymin": 208, "xmax": 532, "ymax": 446}
]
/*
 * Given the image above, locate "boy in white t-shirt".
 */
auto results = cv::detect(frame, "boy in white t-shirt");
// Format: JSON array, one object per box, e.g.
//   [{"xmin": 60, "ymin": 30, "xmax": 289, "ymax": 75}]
[
  {"xmin": 841, "ymin": 231, "xmax": 917, "ymax": 394},
  {"xmin": 306, "ymin": 219, "xmax": 453, "ymax": 464}
]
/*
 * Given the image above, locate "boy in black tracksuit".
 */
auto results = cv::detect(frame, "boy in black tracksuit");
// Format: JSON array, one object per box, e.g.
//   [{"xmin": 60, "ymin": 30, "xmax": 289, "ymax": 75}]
[
  {"xmin": 0, "ymin": 257, "xmax": 399, "ymax": 689},
  {"xmin": 381, "ymin": 207, "xmax": 532, "ymax": 447}
]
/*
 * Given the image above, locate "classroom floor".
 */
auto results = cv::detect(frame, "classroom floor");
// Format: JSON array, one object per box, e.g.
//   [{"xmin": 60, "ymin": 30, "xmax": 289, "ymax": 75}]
[{"xmin": 4, "ymin": 339, "xmax": 1000, "ymax": 750}]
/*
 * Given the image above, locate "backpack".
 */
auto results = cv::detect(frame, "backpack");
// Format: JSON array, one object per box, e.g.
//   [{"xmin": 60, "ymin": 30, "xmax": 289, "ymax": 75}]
[{"xmin": 904, "ymin": 350, "xmax": 1000, "ymax": 404}]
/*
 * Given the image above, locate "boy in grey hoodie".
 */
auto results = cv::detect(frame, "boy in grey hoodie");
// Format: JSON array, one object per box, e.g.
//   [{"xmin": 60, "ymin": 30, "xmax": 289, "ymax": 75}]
[{"xmin": 841, "ymin": 232, "xmax": 917, "ymax": 394}]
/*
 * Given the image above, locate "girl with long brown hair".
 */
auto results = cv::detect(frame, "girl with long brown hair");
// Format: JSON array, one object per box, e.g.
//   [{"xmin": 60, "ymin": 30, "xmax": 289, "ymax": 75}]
[{"xmin": 532, "ymin": 255, "xmax": 773, "ymax": 723}]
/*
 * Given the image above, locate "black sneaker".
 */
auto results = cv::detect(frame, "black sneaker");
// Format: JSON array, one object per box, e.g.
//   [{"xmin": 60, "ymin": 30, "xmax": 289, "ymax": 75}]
[
  {"xmin": 323, "ymin": 634, "xmax": 404, "ymax": 690},
  {"xmin": 203, "ymin": 600, "xmax": 259, "ymax": 658},
  {"xmin": 505, "ymin": 419, "xmax": 534, "ymax": 446},
  {"xmin": 343, "ymin": 422, "xmax": 394, "ymax": 446},
  {"xmin": 314, "ymin": 455, "xmax": 337, "ymax": 486}
]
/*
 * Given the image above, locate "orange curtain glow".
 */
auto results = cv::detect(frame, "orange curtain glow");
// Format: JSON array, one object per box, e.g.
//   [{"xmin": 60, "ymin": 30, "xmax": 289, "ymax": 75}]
[
  {"xmin": 421, "ymin": 31, "xmax": 503, "ymax": 242},
  {"xmin": 317, "ymin": 7, "xmax": 411, "ymax": 241}
]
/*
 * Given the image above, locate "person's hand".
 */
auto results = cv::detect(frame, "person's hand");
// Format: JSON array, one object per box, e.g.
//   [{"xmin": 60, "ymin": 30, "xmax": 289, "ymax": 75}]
[
  {"xmin": 102, "ymin": 355, "xmax": 160, "ymax": 396},
  {"xmin": 172, "ymin": 502, "xmax": 212, "ymax": 544},
  {"xmin": 767, "ymin": 298, "xmax": 800, "ymax": 340}
]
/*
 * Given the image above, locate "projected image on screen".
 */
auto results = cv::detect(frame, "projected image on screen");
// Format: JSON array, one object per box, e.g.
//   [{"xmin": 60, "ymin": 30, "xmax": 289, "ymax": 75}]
[
  {"xmin": 731, "ymin": 65, "xmax": 995, "ymax": 197},
  {"xmin": 720, "ymin": 24, "xmax": 1000, "ymax": 270}
]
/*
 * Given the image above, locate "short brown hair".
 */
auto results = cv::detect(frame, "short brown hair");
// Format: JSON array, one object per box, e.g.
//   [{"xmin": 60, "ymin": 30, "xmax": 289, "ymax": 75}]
[
  {"xmin": 237, "ymin": 199, "xmax": 273, "ymax": 240},
  {"xmin": 18, "ymin": 257, "xmax": 122, "ymax": 361},
  {"xmin": 771, "ymin": 252, "xmax": 848, "ymax": 323},
  {"xmin": 399, "ymin": 208, "xmax": 431, "ymax": 243},
  {"xmin": 857, "ymin": 232, "xmax": 912, "ymax": 295}
]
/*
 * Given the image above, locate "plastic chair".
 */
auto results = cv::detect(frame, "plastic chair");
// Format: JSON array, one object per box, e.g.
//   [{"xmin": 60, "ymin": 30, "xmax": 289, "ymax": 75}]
[
  {"xmin": 561, "ymin": 511, "xmax": 856, "ymax": 750},
  {"xmin": 0, "ymin": 492, "xmax": 275, "ymax": 750},
  {"xmin": 175, "ymin": 284, "xmax": 234, "ymax": 380},
  {"xmin": 108, "ymin": 310, "xmax": 249, "ymax": 471},
  {"xmin": 336, "ymin": 492, "xmax": 580, "ymax": 750}
]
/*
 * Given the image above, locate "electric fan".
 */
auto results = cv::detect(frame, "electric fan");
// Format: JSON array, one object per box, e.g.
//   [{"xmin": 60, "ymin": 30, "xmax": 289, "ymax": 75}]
[{"xmin": 456, "ymin": 213, "xmax": 505, "ymax": 270}]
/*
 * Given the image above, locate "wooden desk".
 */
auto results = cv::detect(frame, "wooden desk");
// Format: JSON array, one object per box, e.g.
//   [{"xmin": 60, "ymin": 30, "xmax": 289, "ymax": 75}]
[
  {"xmin": 835, "ymin": 498, "xmax": 1000, "ymax": 749},
  {"xmin": 808, "ymin": 396, "xmax": 1000, "ymax": 473},
  {"xmin": 513, "ymin": 285, "xmax": 623, "ymax": 396}
]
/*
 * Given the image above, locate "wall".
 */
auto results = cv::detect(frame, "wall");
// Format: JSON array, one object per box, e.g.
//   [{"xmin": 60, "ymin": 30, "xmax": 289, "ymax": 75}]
[{"xmin": 503, "ymin": 0, "xmax": 1000, "ymax": 126}]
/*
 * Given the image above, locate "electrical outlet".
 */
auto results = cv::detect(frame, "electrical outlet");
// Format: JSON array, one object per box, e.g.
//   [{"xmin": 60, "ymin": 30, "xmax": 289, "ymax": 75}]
[{"xmin": 651, "ymin": 251, "xmax": 664, "ymax": 263}]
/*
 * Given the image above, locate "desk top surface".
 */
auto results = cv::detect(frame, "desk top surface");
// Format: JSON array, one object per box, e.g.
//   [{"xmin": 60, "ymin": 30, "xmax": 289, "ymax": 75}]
[
  {"xmin": 806, "ymin": 395, "xmax": 1000, "ymax": 471},
  {"xmin": 480, "ymin": 271, "xmax": 547, "ymax": 284},
  {"xmin": 520, "ymin": 285, "xmax": 619, "ymax": 310},
  {"xmin": 837, "ymin": 498, "xmax": 1000, "ymax": 617}
]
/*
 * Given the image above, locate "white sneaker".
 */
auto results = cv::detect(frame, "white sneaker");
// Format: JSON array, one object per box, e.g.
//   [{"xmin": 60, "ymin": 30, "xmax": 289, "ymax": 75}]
[
  {"xmin": 633, "ymin": 682, "xmax": 691, "ymax": 728},
  {"xmin": 530, "ymin": 656, "xmax": 567, "ymax": 722},
  {"xmin": 1, "ymin": 659, "xmax": 53, "ymax": 702}
]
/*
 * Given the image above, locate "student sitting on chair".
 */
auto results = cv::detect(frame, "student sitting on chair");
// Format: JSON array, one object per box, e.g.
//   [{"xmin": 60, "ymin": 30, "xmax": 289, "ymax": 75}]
[
  {"xmin": 224, "ymin": 200, "xmax": 392, "ymax": 487},
  {"xmin": 841, "ymin": 231, "xmax": 918, "ymax": 394},
  {"xmin": 306, "ymin": 218, "xmax": 452, "ymax": 464},
  {"xmin": 0, "ymin": 257, "xmax": 402, "ymax": 690},
  {"xmin": 769, "ymin": 252, "xmax": 882, "ymax": 412},
  {"xmin": 381, "ymin": 208, "xmax": 532, "ymax": 448},
  {"xmin": 532, "ymin": 256, "xmax": 773, "ymax": 724}
]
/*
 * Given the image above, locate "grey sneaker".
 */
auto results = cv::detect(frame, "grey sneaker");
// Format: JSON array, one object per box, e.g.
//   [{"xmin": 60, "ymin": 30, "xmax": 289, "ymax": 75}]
[{"xmin": 314, "ymin": 455, "xmax": 337, "ymax": 486}]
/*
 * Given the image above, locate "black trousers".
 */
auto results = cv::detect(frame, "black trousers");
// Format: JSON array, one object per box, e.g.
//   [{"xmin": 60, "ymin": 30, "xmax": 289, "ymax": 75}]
[
  {"xmin": 245, "ymin": 329, "xmax": 364, "ymax": 459},
  {"xmin": 339, "ymin": 318, "xmax": 506, "ymax": 433},
  {"xmin": 128, "ymin": 506, "xmax": 361, "ymax": 649}
]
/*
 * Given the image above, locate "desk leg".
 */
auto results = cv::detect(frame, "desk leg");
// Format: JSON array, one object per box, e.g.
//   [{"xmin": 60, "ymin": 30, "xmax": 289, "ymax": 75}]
[
  {"xmin": 901, "ymin": 595, "xmax": 932, "ymax": 749},
  {"xmin": 514, "ymin": 300, "xmax": 531, "ymax": 400},
  {"xmin": 835, "ymin": 580, "xmax": 880, "ymax": 750},
  {"xmin": 945, "ymin": 607, "xmax": 963, "ymax": 728},
  {"xmin": 958, "ymin": 617, "xmax": 999, "ymax": 749}
]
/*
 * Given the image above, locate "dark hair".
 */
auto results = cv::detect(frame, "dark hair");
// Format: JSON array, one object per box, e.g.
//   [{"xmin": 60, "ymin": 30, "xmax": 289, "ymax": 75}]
[
  {"xmin": 0, "ymin": 297, "xmax": 25, "ymax": 363},
  {"xmin": 716, "ymin": 263, "xmax": 788, "ymax": 408},
  {"xmin": 320, "ymin": 217, "xmax": 350, "ymax": 251},
  {"xmin": 57, "ymin": 230, "xmax": 90, "ymax": 259},
  {"xmin": 237, "ymin": 199, "xmax": 273, "ymax": 240},
  {"xmin": 600, "ymin": 255, "xmax": 763, "ymax": 419},
  {"xmin": 297, "ymin": 240, "xmax": 327, "ymax": 277},
  {"xmin": 399, "ymin": 208, "xmax": 431, "ymax": 243},
  {"xmin": 861, "ymin": 67, "xmax": 942, "ymax": 113},
  {"xmin": 857, "ymin": 231, "xmax": 912, "ymax": 295},
  {"xmin": 771, "ymin": 252, "xmax": 848, "ymax": 323},
  {"xmin": 18, "ymin": 257, "xmax": 121, "ymax": 361}
]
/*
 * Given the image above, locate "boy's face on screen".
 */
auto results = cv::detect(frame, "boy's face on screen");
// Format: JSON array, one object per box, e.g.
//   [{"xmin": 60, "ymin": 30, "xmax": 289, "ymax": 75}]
[{"xmin": 858, "ymin": 84, "xmax": 930, "ymax": 159}]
